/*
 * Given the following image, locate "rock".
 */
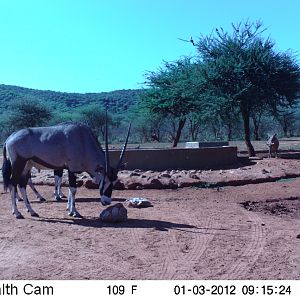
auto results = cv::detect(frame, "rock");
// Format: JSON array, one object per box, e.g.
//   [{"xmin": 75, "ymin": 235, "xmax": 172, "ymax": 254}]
[
  {"xmin": 113, "ymin": 180, "xmax": 125, "ymax": 190},
  {"xmin": 149, "ymin": 178, "xmax": 164, "ymax": 189},
  {"xmin": 159, "ymin": 173, "xmax": 171, "ymax": 178},
  {"xmin": 126, "ymin": 182, "xmax": 144, "ymax": 189},
  {"xmin": 129, "ymin": 172, "xmax": 141, "ymax": 177},
  {"xmin": 145, "ymin": 170, "xmax": 155, "ymax": 174},
  {"xmin": 84, "ymin": 180, "xmax": 98, "ymax": 189},
  {"xmin": 168, "ymin": 178, "xmax": 178, "ymax": 189},
  {"xmin": 190, "ymin": 174, "xmax": 200, "ymax": 179},
  {"xmin": 100, "ymin": 203, "xmax": 127, "ymax": 222},
  {"xmin": 76, "ymin": 180, "xmax": 84, "ymax": 187}
]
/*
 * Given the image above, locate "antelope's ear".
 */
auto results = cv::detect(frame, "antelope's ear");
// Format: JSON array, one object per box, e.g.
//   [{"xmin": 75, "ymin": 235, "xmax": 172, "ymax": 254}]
[{"xmin": 95, "ymin": 165, "xmax": 104, "ymax": 172}]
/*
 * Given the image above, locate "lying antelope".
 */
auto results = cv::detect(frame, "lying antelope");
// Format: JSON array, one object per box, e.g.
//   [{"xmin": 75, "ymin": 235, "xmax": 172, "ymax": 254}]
[{"xmin": 2, "ymin": 120, "xmax": 130, "ymax": 219}]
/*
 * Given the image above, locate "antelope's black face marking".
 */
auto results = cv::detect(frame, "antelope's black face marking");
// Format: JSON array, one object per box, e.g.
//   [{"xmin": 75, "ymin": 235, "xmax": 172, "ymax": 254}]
[{"xmin": 99, "ymin": 167, "xmax": 118, "ymax": 206}]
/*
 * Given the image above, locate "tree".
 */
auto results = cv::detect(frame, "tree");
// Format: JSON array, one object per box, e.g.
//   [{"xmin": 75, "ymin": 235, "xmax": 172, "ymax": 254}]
[
  {"xmin": 187, "ymin": 112, "xmax": 203, "ymax": 141},
  {"xmin": 196, "ymin": 20, "xmax": 300, "ymax": 156},
  {"xmin": 273, "ymin": 107, "xmax": 297, "ymax": 137},
  {"xmin": 250, "ymin": 106, "xmax": 265, "ymax": 140},
  {"xmin": 6, "ymin": 98, "xmax": 52, "ymax": 132},
  {"xmin": 77, "ymin": 104, "xmax": 114, "ymax": 140},
  {"xmin": 131, "ymin": 107, "xmax": 166, "ymax": 143},
  {"xmin": 141, "ymin": 57, "xmax": 203, "ymax": 147}
]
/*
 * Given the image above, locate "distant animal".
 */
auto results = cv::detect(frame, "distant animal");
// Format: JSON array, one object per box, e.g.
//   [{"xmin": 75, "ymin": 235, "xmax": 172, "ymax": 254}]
[
  {"xmin": 151, "ymin": 132, "xmax": 159, "ymax": 142},
  {"xmin": 266, "ymin": 134, "xmax": 279, "ymax": 158},
  {"xmin": 2, "ymin": 120, "xmax": 131, "ymax": 219}
]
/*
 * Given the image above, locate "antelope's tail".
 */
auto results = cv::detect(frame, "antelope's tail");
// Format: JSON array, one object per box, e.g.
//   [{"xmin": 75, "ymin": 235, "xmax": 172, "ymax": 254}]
[{"xmin": 2, "ymin": 144, "xmax": 12, "ymax": 192}]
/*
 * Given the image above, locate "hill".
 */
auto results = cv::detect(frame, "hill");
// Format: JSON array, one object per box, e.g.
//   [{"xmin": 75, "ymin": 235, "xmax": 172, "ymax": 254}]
[{"xmin": 0, "ymin": 84, "xmax": 142, "ymax": 114}]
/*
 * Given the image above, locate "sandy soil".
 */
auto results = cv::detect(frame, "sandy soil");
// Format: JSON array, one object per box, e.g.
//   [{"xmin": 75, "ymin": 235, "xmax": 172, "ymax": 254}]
[{"xmin": 0, "ymin": 156, "xmax": 300, "ymax": 280}]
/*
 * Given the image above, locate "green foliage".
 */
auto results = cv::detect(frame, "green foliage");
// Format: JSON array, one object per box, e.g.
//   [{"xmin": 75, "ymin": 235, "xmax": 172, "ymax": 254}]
[
  {"xmin": 196, "ymin": 20, "xmax": 300, "ymax": 155},
  {"xmin": 0, "ymin": 84, "xmax": 141, "ymax": 143},
  {"xmin": 76, "ymin": 105, "xmax": 114, "ymax": 139},
  {"xmin": 129, "ymin": 105, "xmax": 166, "ymax": 142},
  {"xmin": 5, "ymin": 99, "xmax": 52, "ymax": 132},
  {"xmin": 0, "ymin": 84, "xmax": 142, "ymax": 114},
  {"xmin": 142, "ymin": 57, "xmax": 202, "ymax": 118},
  {"xmin": 140, "ymin": 57, "xmax": 204, "ymax": 146}
]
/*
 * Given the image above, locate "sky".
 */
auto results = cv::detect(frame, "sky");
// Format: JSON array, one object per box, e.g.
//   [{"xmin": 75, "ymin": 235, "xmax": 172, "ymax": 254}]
[{"xmin": 0, "ymin": 0, "xmax": 299, "ymax": 93}]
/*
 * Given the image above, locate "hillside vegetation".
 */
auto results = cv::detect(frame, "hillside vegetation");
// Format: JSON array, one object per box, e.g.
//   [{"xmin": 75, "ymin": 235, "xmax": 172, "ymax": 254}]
[{"xmin": 0, "ymin": 84, "xmax": 141, "ymax": 114}]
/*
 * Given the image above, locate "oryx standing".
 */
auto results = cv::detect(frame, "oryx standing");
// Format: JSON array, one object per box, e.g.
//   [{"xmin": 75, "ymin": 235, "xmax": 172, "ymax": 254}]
[
  {"xmin": 2, "ymin": 120, "xmax": 130, "ymax": 219},
  {"xmin": 266, "ymin": 134, "xmax": 279, "ymax": 158}
]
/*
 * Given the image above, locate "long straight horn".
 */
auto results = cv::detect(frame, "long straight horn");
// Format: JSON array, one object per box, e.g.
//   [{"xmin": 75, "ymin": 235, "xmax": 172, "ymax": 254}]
[
  {"xmin": 105, "ymin": 107, "xmax": 110, "ymax": 174},
  {"xmin": 116, "ymin": 123, "xmax": 131, "ymax": 172}
]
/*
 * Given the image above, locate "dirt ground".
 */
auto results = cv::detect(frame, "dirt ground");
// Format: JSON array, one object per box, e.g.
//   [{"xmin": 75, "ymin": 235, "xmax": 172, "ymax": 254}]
[{"xmin": 0, "ymin": 156, "xmax": 300, "ymax": 280}]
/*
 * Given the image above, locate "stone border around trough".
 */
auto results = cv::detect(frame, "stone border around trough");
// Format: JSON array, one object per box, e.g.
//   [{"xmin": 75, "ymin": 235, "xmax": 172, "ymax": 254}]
[{"xmin": 27, "ymin": 158, "xmax": 300, "ymax": 190}]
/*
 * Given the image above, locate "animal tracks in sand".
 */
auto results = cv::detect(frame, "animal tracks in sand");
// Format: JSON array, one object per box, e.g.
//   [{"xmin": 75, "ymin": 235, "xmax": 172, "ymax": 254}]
[
  {"xmin": 220, "ymin": 208, "xmax": 267, "ymax": 280},
  {"xmin": 125, "ymin": 197, "xmax": 267, "ymax": 280},
  {"xmin": 127, "ymin": 201, "xmax": 220, "ymax": 280}
]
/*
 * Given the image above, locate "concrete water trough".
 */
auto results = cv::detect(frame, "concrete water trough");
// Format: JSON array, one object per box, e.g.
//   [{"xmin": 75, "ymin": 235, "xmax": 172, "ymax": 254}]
[
  {"xmin": 110, "ymin": 146, "xmax": 238, "ymax": 171},
  {"xmin": 185, "ymin": 141, "xmax": 229, "ymax": 148}
]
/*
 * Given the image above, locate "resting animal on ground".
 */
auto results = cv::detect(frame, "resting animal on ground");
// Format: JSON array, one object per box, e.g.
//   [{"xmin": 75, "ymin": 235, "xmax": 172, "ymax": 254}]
[
  {"xmin": 266, "ymin": 134, "xmax": 279, "ymax": 158},
  {"xmin": 2, "ymin": 120, "xmax": 130, "ymax": 219}
]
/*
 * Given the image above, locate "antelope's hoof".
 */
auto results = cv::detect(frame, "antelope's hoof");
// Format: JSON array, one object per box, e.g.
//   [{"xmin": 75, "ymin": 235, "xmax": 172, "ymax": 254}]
[
  {"xmin": 69, "ymin": 211, "xmax": 83, "ymax": 218},
  {"xmin": 31, "ymin": 212, "xmax": 39, "ymax": 217},
  {"xmin": 55, "ymin": 196, "xmax": 63, "ymax": 202},
  {"xmin": 16, "ymin": 214, "xmax": 24, "ymax": 219}
]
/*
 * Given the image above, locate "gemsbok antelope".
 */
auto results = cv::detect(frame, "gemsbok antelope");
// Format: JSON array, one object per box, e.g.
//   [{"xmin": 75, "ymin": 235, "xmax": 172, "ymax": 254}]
[
  {"xmin": 266, "ymin": 134, "xmax": 279, "ymax": 158},
  {"xmin": 2, "ymin": 120, "xmax": 131, "ymax": 219}
]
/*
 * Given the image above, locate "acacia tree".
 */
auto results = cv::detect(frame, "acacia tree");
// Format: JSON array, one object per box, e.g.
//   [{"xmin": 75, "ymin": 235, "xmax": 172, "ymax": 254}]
[
  {"xmin": 187, "ymin": 112, "xmax": 203, "ymax": 141},
  {"xmin": 141, "ymin": 58, "xmax": 203, "ymax": 147},
  {"xmin": 131, "ymin": 107, "xmax": 166, "ymax": 142},
  {"xmin": 77, "ymin": 104, "xmax": 114, "ymax": 140},
  {"xmin": 273, "ymin": 107, "xmax": 297, "ymax": 137},
  {"xmin": 6, "ymin": 98, "xmax": 52, "ymax": 132},
  {"xmin": 196, "ymin": 21, "xmax": 300, "ymax": 156}
]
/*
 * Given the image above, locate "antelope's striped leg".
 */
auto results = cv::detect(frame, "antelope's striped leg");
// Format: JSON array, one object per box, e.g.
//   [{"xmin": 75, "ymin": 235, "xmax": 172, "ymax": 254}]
[
  {"xmin": 19, "ymin": 186, "xmax": 39, "ymax": 217},
  {"xmin": 10, "ymin": 185, "xmax": 23, "ymax": 219},
  {"xmin": 67, "ymin": 171, "xmax": 82, "ymax": 218},
  {"xmin": 27, "ymin": 178, "xmax": 46, "ymax": 202}
]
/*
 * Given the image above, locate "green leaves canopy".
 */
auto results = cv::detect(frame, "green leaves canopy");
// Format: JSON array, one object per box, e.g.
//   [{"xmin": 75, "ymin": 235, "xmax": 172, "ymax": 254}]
[
  {"xmin": 196, "ymin": 21, "xmax": 300, "ymax": 155},
  {"xmin": 142, "ymin": 58, "xmax": 203, "ymax": 118}
]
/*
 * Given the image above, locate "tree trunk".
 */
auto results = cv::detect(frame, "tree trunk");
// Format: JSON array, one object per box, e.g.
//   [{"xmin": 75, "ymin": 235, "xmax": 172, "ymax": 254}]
[
  {"xmin": 283, "ymin": 118, "xmax": 288, "ymax": 137},
  {"xmin": 172, "ymin": 118, "xmax": 186, "ymax": 147},
  {"xmin": 189, "ymin": 119, "xmax": 198, "ymax": 141},
  {"xmin": 252, "ymin": 116, "xmax": 261, "ymax": 140},
  {"xmin": 242, "ymin": 109, "xmax": 256, "ymax": 156},
  {"xmin": 226, "ymin": 123, "xmax": 232, "ymax": 141}
]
